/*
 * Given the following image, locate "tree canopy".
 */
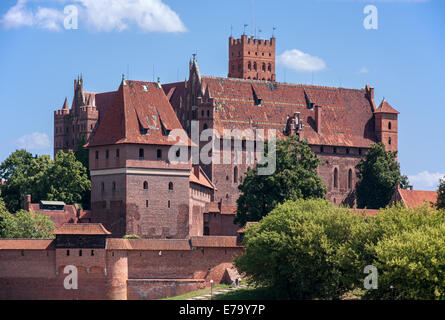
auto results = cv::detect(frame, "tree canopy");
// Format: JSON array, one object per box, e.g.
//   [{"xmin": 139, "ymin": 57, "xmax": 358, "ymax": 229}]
[
  {"xmin": 235, "ymin": 136, "xmax": 327, "ymax": 226},
  {"xmin": 437, "ymin": 176, "xmax": 445, "ymax": 210},
  {"xmin": 355, "ymin": 143, "xmax": 404, "ymax": 209},
  {"xmin": 0, "ymin": 197, "xmax": 55, "ymax": 239},
  {"xmin": 0, "ymin": 149, "xmax": 90, "ymax": 212}
]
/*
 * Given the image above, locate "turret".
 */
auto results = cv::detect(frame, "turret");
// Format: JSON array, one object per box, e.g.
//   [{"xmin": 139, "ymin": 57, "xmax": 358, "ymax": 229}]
[{"xmin": 374, "ymin": 99, "xmax": 399, "ymax": 153}]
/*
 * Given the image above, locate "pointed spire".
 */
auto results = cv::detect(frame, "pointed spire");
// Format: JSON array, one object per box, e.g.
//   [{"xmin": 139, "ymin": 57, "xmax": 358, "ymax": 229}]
[{"xmin": 62, "ymin": 97, "xmax": 69, "ymax": 110}]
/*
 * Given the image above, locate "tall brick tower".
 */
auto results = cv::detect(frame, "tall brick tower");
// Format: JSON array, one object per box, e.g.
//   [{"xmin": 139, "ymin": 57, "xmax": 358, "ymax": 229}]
[
  {"xmin": 374, "ymin": 99, "xmax": 399, "ymax": 153},
  {"xmin": 228, "ymin": 35, "xmax": 276, "ymax": 81}
]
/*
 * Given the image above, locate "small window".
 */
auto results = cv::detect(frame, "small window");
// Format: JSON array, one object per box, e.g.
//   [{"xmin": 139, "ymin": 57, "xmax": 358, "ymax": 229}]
[
  {"xmin": 143, "ymin": 181, "xmax": 148, "ymax": 190},
  {"xmin": 67, "ymin": 250, "xmax": 70, "ymax": 256},
  {"xmin": 146, "ymin": 200, "xmax": 149, "ymax": 207},
  {"xmin": 346, "ymin": 148, "xmax": 350, "ymax": 154},
  {"xmin": 106, "ymin": 150, "xmax": 109, "ymax": 159},
  {"xmin": 388, "ymin": 137, "xmax": 392, "ymax": 145},
  {"xmin": 320, "ymin": 146, "xmax": 324, "ymax": 153},
  {"xmin": 168, "ymin": 200, "xmax": 171, "ymax": 208},
  {"xmin": 359, "ymin": 148, "xmax": 362, "ymax": 155},
  {"xmin": 101, "ymin": 182, "xmax": 105, "ymax": 192},
  {"xmin": 79, "ymin": 250, "xmax": 82, "ymax": 257},
  {"xmin": 334, "ymin": 168, "xmax": 338, "ymax": 189},
  {"xmin": 168, "ymin": 182, "xmax": 173, "ymax": 191},
  {"xmin": 91, "ymin": 250, "xmax": 95, "ymax": 256},
  {"xmin": 157, "ymin": 149, "xmax": 162, "ymax": 160},
  {"xmin": 203, "ymin": 123, "xmax": 208, "ymax": 130},
  {"xmin": 95, "ymin": 151, "xmax": 99, "ymax": 160},
  {"xmin": 348, "ymin": 169, "xmax": 353, "ymax": 190},
  {"xmin": 333, "ymin": 147, "xmax": 337, "ymax": 154},
  {"xmin": 176, "ymin": 149, "xmax": 180, "ymax": 158},
  {"xmin": 116, "ymin": 149, "xmax": 120, "ymax": 159},
  {"xmin": 388, "ymin": 122, "xmax": 392, "ymax": 130},
  {"xmin": 234, "ymin": 166, "xmax": 238, "ymax": 183},
  {"xmin": 139, "ymin": 148, "xmax": 144, "ymax": 158},
  {"xmin": 207, "ymin": 110, "xmax": 210, "ymax": 117},
  {"xmin": 112, "ymin": 181, "xmax": 116, "ymax": 191}
]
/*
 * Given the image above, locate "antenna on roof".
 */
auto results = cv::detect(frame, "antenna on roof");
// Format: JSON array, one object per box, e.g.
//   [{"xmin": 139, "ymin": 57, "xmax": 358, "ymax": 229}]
[
  {"xmin": 272, "ymin": 26, "xmax": 276, "ymax": 38},
  {"xmin": 152, "ymin": 64, "xmax": 155, "ymax": 82},
  {"xmin": 243, "ymin": 24, "xmax": 248, "ymax": 35}
]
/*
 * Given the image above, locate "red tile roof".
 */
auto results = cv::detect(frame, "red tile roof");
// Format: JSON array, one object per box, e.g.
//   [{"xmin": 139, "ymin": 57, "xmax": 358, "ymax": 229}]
[
  {"xmin": 375, "ymin": 99, "xmax": 400, "ymax": 114},
  {"xmin": 398, "ymin": 189, "xmax": 438, "ymax": 208},
  {"xmin": 200, "ymin": 77, "xmax": 379, "ymax": 147},
  {"xmin": 86, "ymin": 80, "xmax": 192, "ymax": 147},
  {"xmin": 53, "ymin": 223, "xmax": 111, "ymax": 235},
  {"xmin": 190, "ymin": 166, "xmax": 215, "ymax": 190},
  {"xmin": 29, "ymin": 203, "xmax": 78, "ymax": 228},
  {"xmin": 190, "ymin": 236, "xmax": 240, "ymax": 247},
  {"xmin": 205, "ymin": 202, "xmax": 237, "ymax": 215},
  {"xmin": 106, "ymin": 238, "xmax": 191, "ymax": 250},
  {"xmin": 0, "ymin": 240, "xmax": 54, "ymax": 250}
]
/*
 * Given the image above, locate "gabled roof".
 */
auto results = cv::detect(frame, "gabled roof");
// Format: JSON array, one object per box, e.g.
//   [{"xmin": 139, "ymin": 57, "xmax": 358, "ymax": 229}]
[
  {"xmin": 375, "ymin": 99, "xmax": 400, "ymax": 114},
  {"xmin": 86, "ymin": 80, "xmax": 191, "ymax": 148},
  {"xmin": 200, "ymin": 76, "xmax": 377, "ymax": 148},
  {"xmin": 190, "ymin": 166, "xmax": 215, "ymax": 190},
  {"xmin": 53, "ymin": 223, "xmax": 111, "ymax": 235},
  {"xmin": 398, "ymin": 189, "xmax": 437, "ymax": 208}
]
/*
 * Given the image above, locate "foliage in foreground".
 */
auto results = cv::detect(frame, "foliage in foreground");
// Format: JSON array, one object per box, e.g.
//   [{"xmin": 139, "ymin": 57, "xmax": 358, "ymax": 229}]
[
  {"xmin": 235, "ymin": 199, "xmax": 445, "ymax": 300},
  {"xmin": 235, "ymin": 136, "xmax": 327, "ymax": 226},
  {"xmin": 0, "ymin": 149, "xmax": 91, "ymax": 212},
  {"xmin": 0, "ymin": 197, "xmax": 55, "ymax": 238}
]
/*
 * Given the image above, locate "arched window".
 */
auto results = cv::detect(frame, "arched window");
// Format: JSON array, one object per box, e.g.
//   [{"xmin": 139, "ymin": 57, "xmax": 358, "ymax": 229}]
[
  {"xmin": 253, "ymin": 62, "xmax": 257, "ymax": 71},
  {"xmin": 248, "ymin": 61, "xmax": 251, "ymax": 70},
  {"xmin": 388, "ymin": 122, "xmax": 392, "ymax": 130},
  {"xmin": 143, "ymin": 181, "xmax": 148, "ymax": 190},
  {"xmin": 234, "ymin": 166, "xmax": 238, "ymax": 183},
  {"xmin": 348, "ymin": 169, "xmax": 353, "ymax": 190},
  {"xmin": 268, "ymin": 63, "xmax": 271, "ymax": 72},
  {"xmin": 334, "ymin": 168, "xmax": 338, "ymax": 189},
  {"xmin": 388, "ymin": 137, "xmax": 392, "ymax": 145},
  {"xmin": 262, "ymin": 63, "xmax": 266, "ymax": 71},
  {"xmin": 168, "ymin": 182, "xmax": 173, "ymax": 191}
]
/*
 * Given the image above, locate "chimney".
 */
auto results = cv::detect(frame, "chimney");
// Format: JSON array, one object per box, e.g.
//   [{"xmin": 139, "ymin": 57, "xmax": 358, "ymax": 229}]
[
  {"xmin": 24, "ymin": 194, "xmax": 31, "ymax": 211},
  {"xmin": 315, "ymin": 105, "xmax": 322, "ymax": 133},
  {"xmin": 409, "ymin": 185, "xmax": 413, "ymax": 191}
]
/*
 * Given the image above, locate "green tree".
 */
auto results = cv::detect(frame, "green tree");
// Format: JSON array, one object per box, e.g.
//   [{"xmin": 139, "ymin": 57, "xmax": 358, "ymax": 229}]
[
  {"xmin": 0, "ymin": 150, "xmax": 90, "ymax": 212},
  {"xmin": 355, "ymin": 143, "xmax": 403, "ymax": 209},
  {"xmin": 45, "ymin": 150, "xmax": 91, "ymax": 206},
  {"xmin": 235, "ymin": 136, "xmax": 326, "ymax": 226},
  {"xmin": 0, "ymin": 150, "xmax": 52, "ymax": 212},
  {"xmin": 0, "ymin": 197, "xmax": 55, "ymax": 238},
  {"xmin": 235, "ymin": 199, "xmax": 366, "ymax": 299},
  {"xmin": 437, "ymin": 177, "xmax": 445, "ymax": 210}
]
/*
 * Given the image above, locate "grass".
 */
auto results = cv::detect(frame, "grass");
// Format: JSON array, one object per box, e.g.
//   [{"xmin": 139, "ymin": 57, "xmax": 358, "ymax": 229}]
[
  {"xmin": 162, "ymin": 284, "xmax": 231, "ymax": 300},
  {"xmin": 214, "ymin": 286, "xmax": 275, "ymax": 300}
]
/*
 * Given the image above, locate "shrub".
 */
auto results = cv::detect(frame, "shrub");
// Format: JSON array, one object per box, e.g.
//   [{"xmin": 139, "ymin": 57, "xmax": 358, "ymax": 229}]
[{"xmin": 123, "ymin": 234, "xmax": 140, "ymax": 239}]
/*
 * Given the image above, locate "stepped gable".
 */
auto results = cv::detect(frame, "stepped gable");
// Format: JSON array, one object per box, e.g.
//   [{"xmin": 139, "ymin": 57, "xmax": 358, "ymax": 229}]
[
  {"xmin": 201, "ymin": 76, "xmax": 377, "ymax": 147},
  {"xmin": 86, "ymin": 80, "xmax": 191, "ymax": 147}
]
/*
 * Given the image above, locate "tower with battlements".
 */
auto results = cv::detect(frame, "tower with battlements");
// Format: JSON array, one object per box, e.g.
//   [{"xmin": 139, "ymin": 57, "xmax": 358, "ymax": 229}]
[{"xmin": 228, "ymin": 35, "xmax": 276, "ymax": 81}]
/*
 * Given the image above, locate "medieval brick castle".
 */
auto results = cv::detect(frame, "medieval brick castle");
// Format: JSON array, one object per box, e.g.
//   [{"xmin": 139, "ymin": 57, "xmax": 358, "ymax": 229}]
[
  {"xmin": 0, "ymin": 34, "xmax": 399, "ymax": 299},
  {"xmin": 53, "ymin": 34, "xmax": 399, "ymax": 239}
]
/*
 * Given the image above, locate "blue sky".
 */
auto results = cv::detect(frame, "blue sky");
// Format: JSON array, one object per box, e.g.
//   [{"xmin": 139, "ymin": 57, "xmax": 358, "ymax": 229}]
[{"xmin": 0, "ymin": 0, "xmax": 444, "ymax": 190}]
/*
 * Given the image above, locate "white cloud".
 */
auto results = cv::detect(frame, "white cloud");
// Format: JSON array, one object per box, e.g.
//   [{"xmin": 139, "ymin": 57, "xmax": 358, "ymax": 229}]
[
  {"xmin": 359, "ymin": 66, "xmax": 369, "ymax": 74},
  {"xmin": 0, "ymin": 0, "xmax": 33, "ymax": 29},
  {"xmin": 75, "ymin": 0, "xmax": 187, "ymax": 33},
  {"xmin": 1, "ymin": 0, "xmax": 187, "ymax": 33},
  {"xmin": 278, "ymin": 49, "xmax": 326, "ymax": 72},
  {"xmin": 16, "ymin": 132, "xmax": 51, "ymax": 150},
  {"xmin": 408, "ymin": 171, "xmax": 445, "ymax": 190}
]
